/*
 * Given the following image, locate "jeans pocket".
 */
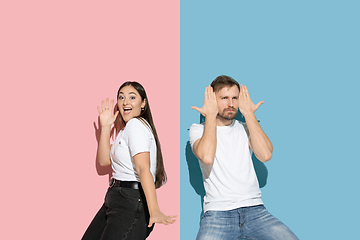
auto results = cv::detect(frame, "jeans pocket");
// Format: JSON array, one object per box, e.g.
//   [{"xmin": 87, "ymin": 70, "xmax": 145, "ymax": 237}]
[{"xmin": 119, "ymin": 187, "xmax": 141, "ymax": 200}]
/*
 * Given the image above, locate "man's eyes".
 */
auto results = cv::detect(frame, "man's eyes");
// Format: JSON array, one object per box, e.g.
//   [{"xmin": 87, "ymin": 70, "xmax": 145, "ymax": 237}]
[{"xmin": 221, "ymin": 97, "xmax": 238, "ymax": 100}]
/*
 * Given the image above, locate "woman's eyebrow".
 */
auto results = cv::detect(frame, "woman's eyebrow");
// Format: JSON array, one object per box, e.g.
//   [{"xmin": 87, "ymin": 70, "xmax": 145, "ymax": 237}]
[{"xmin": 118, "ymin": 92, "xmax": 137, "ymax": 95}]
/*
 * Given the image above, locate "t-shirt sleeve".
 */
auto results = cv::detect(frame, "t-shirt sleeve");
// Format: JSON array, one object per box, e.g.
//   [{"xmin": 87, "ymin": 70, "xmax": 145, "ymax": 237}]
[
  {"xmin": 189, "ymin": 123, "xmax": 204, "ymax": 150},
  {"xmin": 125, "ymin": 118, "xmax": 152, "ymax": 157},
  {"xmin": 240, "ymin": 121, "xmax": 251, "ymax": 140},
  {"xmin": 239, "ymin": 121, "xmax": 253, "ymax": 154}
]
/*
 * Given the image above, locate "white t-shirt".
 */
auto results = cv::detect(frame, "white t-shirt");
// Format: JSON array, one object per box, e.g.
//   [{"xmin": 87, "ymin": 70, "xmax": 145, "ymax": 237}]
[
  {"xmin": 189, "ymin": 120, "xmax": 263, "ymax": 213},
  {"xmin": 110, "ymin": 117, "xmax": 157, "ymax": 182}
]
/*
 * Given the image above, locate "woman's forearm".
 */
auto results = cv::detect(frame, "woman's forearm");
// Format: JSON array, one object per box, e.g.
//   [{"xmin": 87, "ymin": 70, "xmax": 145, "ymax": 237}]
[
  {"xmin": 138, "ymin": 168, "xmax": 160, "ymax": 214},
  {"xmin": 134, "ymin": 152, "xmax": 176, "ymax": 226},
  {"xmin": 97, "ymin": 126, "xmax": 112, "ymax": 166}
]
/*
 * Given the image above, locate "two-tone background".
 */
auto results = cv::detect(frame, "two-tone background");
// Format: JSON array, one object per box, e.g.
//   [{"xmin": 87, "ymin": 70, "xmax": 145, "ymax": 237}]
[{"xmin": 1, "ymin": 1, "xmax": 359, "ymax": 239}]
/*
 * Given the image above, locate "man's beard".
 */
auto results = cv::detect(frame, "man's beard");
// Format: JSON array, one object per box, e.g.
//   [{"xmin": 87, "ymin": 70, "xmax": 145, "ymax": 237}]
[{"xmin": 217, "ymin": 107, "xmax": 237, "ymax": 121}]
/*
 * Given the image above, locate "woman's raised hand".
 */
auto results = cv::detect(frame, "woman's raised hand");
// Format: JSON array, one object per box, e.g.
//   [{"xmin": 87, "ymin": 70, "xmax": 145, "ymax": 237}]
[
  {"xmin": 191, "ymin": 85, "xmax": 218, "ymax": 118},
  {"xmin": 97, "ymin": 98, "xmax": 119, "ymax": 128}
]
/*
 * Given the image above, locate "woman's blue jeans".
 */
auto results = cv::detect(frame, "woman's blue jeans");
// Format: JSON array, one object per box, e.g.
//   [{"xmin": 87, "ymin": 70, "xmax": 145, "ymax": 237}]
[
  {"xmin": 82, "ymin": 185, "xmax": 154, "ymax": 240},
  {"xmin": 196, "ymin": 205, "xmax": 298, "ymax": 240}
]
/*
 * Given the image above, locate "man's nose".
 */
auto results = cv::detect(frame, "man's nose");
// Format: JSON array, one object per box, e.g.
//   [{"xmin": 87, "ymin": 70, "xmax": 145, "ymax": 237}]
[{"xmin": 228, "ymin": 99, "xmax": 234, "ymax": 107}]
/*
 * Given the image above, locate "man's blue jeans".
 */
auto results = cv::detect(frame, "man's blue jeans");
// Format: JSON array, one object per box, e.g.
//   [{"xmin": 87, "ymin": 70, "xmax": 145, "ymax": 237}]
[{"xmin": 196, "ymin": 205, "xmax": 299, "ymax": 240}]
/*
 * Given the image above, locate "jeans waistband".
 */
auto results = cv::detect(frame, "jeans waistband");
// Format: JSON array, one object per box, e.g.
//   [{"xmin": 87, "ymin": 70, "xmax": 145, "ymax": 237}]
[{"xmin": 109, "ymin": 179, "xmax": 141, "ymax": 190}]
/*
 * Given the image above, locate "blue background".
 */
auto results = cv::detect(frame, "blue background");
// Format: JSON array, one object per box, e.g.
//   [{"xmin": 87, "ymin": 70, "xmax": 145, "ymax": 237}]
[{"xmin": 180, "ymin": 1, "xmax": 360, "ymax": 239}]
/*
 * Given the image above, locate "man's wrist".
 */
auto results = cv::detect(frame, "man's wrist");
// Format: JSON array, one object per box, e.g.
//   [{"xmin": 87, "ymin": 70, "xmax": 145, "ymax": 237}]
[
  {"xmin": 205, "ymin": 112, "xmax": 218, "ymax": 119},
  {"xmin": 242, "ymin": 112, "xmax": 256, "ymax": 119}
]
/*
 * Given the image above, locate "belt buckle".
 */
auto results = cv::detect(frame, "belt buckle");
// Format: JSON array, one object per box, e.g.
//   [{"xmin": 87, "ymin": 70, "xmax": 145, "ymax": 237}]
[{"xmin": 109, "ymin": 179, "xmax": 115, "ymax": 188}]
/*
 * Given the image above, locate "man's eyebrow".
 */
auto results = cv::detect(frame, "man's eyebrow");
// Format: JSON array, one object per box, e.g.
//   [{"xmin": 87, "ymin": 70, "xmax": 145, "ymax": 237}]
[{"xmin": 219, "ymin": 95, "xmax": 238, "ymax": 98}]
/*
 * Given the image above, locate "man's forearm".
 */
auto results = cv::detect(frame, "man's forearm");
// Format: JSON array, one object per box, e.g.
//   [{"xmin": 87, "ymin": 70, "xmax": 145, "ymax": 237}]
[
  {"xmin": 244, "ymin": 113, "xmax": 273, "ymax": 162},
  {"xmin": 195, "ymin": 115, "xmax": 217, "ymax": 165}
]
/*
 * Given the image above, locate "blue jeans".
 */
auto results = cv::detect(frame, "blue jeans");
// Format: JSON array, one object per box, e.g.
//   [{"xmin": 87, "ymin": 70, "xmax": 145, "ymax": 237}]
[
  {"xmin": 196, "ymin": 205, "xmax": 298, "ymax": 240},
  {"xmin": 82, "ymin": 185, "xmax": 154, "ymax": 240}
]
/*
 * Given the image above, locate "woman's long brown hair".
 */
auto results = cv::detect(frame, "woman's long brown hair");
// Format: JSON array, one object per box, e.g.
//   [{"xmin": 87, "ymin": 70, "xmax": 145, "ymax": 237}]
[{"xmin": 114, "ymin": 81, "xmax": 167, "ymax": 189}]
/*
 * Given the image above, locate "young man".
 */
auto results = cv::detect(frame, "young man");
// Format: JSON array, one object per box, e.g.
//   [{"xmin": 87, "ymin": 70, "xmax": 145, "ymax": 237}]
[{"xmin": 189, "ymin": 75, "xmax": 298, "ymax": 240}]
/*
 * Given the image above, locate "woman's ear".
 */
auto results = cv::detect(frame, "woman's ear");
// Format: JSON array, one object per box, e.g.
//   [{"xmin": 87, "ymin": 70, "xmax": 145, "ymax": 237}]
[{"xmin": 141, "ymin": 98, "xmax": 147, "ymax": 109}]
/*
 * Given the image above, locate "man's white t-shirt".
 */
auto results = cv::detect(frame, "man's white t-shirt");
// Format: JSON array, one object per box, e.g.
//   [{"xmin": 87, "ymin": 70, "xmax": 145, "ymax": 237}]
[
  {"xmin": 189, "ymin": 120, "xmax": 263, "ymax": 213},
  {"xmin": 110, "ymin": 117, "xmax": 157, "ymax": 182}
]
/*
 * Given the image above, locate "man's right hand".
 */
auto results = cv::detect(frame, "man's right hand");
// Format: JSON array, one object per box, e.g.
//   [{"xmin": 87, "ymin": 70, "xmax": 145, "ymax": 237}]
[{"xmin": 191, "ymin": 85, "xmax": 218, "ymax": 118}]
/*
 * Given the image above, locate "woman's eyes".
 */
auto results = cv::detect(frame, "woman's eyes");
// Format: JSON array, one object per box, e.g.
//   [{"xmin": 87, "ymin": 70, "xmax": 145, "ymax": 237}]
[{"xmin": 118, "ymin": 96, "xmax": 136, "ymax": 100}]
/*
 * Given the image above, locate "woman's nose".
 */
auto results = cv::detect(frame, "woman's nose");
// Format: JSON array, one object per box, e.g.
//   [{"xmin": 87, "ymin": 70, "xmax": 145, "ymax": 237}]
[{"xmin": 123, "ymin": 98, "xmax": 128, "ymax": 105}]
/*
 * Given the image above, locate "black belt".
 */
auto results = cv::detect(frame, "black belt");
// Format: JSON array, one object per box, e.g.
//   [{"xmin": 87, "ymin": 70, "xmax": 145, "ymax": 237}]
[{"xmin": 109, "ymin": 179, "xmax": 141, "ymax": 189}]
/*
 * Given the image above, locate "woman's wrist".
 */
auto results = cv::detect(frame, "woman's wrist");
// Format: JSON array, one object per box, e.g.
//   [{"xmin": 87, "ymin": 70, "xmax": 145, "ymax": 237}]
[
  {"xmin": 101, "ymin": 125, "xmax": 112, "ymax": 131},
  {"xmin": 149, "ymin": 207, "xmax": 161, "ymax": 215}
]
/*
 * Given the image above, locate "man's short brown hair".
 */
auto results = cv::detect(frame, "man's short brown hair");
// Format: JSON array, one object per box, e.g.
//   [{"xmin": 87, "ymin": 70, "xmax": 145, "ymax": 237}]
[{"xmin": 210, "ymin": 75, "xmax": 240, "ymax": 92}]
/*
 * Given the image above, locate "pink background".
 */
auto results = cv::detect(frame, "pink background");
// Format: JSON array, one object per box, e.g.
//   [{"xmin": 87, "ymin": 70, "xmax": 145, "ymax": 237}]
[{"xmin": 0, "ymin": 1, "xmax": 179, "ymax": 239}]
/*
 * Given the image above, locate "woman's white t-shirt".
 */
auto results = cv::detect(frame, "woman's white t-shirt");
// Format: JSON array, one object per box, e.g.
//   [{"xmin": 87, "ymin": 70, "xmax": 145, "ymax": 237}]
[{"xmin": 110, "ymin": 118, "xmax": 157, "ymax": 182}]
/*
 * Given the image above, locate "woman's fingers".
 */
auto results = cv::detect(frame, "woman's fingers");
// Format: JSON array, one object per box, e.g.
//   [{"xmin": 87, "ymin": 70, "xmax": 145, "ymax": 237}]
[
  {"xmin": 100, "ymin": 98, "xmax": 110, "ymax": 111},
  {"xmin": 101, "ymin": 100, "xmax": 105, "ymax": 110},
  {"xmin": 98, "ymin": 98, "xmax": 115, "ymax": 114},
  {"xmin": 114, "ymin": 110, "xmax": 119, "ymax": 119},
  {"xmin": 105, "ymin": 98, "xmax": 109, "ymax": 110},
  {"xmin": 110, "ymin": 99, "xmax": 114, "ymax": 110},
  {"xmin": 166, "ymin": 215, "xmax": 176, "ymax": 224}
]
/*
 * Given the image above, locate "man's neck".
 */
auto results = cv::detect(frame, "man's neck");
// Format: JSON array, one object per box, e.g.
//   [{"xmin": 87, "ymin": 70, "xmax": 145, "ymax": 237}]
[{"xmin": 216, "ymin": 116, "xmax": 233, "ymax": 126}]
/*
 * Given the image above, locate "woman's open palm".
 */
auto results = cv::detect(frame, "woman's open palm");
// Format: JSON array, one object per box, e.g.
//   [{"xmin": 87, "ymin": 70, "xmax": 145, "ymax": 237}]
[{"xmin": 97, "ymin": 98, "xmax": 119, "ymax": 128}]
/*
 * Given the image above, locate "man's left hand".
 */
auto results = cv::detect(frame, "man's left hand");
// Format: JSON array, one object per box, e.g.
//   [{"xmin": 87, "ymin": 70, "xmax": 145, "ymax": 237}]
[{"xmin": 238, "ymin": 84, "xmax": 264, "ymax": 116}]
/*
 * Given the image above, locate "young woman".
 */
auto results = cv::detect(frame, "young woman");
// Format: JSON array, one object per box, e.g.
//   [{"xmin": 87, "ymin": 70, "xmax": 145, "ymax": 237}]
[{"xmin": 82, "ymin": 81, "xmax": 176, "ymax": 240}]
